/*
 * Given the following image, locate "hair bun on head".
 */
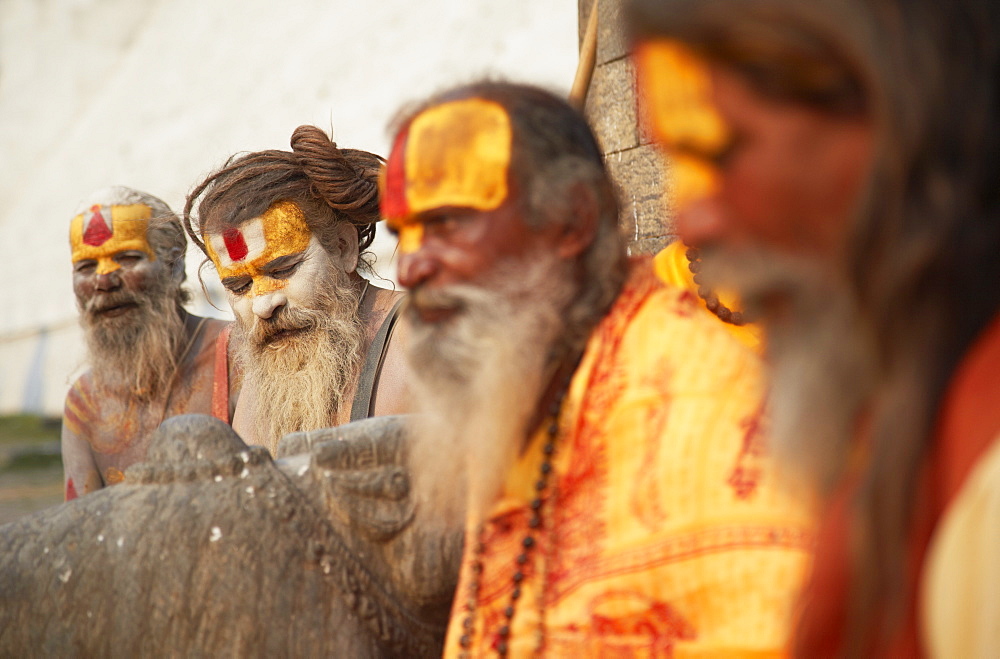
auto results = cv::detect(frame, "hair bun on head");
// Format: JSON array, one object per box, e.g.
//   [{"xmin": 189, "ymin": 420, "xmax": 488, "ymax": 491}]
[{"xmin": 290, "ymin": 125, "xmax": 383, "ymax": 250}]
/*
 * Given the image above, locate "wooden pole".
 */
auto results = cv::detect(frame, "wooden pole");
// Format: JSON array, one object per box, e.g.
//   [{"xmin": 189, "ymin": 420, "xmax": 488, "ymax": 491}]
[{"xmin": 568, "ymin": 0, "xmax": 600, "ymax": 110}]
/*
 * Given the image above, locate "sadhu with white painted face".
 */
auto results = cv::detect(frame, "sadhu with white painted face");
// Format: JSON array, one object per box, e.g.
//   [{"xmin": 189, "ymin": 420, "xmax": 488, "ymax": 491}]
[
  {"xmin": 184, "ymin": 126, "xmax": 408, "ymax": 455},
  {"xmin": 62, "ymin": 186, "xmax": 240, "ymax": 500}
]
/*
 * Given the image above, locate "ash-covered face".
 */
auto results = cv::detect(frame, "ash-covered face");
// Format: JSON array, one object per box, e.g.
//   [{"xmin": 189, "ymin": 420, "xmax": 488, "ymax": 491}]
[
  {"xmin": 205, "ymin": 200, "xmax": 337, "ymax": 345},
  {"xmin": 70, "ymin": 203, "xmax": 165, "ymax": 321},
  {"xmin": 70, "ymin": 202, "xmax": 186, "ymax": 396}
]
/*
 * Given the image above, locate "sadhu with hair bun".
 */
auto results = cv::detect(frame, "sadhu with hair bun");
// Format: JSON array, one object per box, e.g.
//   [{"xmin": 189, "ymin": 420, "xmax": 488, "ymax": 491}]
[{"xmin": 184, "ymin": 125, "xmax": 409, "ymax": 455}]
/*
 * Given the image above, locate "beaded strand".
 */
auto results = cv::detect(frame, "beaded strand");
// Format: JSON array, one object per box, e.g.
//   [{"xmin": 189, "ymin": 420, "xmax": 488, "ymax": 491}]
[
  {"xmin": 458, "ymin": 372, "xmax": 571, "ymax": 657},
  {"xmin": 685, "ymin": 246, "xmax": 749, "ymax": 326}
]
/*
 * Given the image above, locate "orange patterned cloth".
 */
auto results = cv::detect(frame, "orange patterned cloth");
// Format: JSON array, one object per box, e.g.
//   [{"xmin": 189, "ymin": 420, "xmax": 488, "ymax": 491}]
[{"xmin": 444, "ymin": 260, "xmax": 816, "ymax": 657}]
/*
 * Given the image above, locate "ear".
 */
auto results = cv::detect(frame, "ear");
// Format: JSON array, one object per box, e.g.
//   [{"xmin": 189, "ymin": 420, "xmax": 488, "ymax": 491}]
[
  {"xmin": 165, "ymin": 246, "xmax": 186, "ymax": 281},
  {"xmin": 553, "ymin": 182, "xmax": 599, "ymax": 260},
  {"xmin": 328, "ymin": 223, "xmax": 361, "ymax": 274}
]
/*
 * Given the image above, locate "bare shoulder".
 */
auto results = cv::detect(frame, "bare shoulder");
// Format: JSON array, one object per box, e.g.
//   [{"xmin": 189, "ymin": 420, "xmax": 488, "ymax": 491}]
[
  {"xmin": 192, "ymin": 315, "xmax": 230, "ymax": 345},
  {"xmin": 373, "ymin": 300, "xmax": 411, "ymax": 417},
  {"xmin": 368, "ymin": 284, "xmax": 405, "ymax": 324},
  {"xmin": 63, "ymin": 372, "xmax": 98, "ymax": 439}
]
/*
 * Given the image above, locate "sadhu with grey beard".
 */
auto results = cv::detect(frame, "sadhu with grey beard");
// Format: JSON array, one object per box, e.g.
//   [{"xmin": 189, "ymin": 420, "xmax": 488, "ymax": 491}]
[
  {"xmin": 383, "ymin": 81, "xmax": 817, "ymax": 656},
  {"xmin": 62, "ymin": 186, "xmax": 241, "ymax": 500},
  {"xmin": 184, "ymin": 126, "xmax": 409, "ymax": 455},
  {"xmin": 630, "ymin": 0, "xmax": 1000, "ymax": 654}
]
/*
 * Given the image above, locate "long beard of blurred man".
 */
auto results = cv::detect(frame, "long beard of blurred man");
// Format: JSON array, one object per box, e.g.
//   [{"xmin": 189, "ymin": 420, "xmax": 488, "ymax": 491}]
[
  {"xmin": 700, "ymin": 246, "xmax": 878, "ymax": 487},
  {"xmin": 405, "ymin": 255, "xmax": 576, "ymax": 528},
  {"xmin": 79, "ymin": 274, "xmax": 186, "ymax": 401},
  {"xmin": 233, "ymin": 267, "xmax": 364, "ymax": 445}
]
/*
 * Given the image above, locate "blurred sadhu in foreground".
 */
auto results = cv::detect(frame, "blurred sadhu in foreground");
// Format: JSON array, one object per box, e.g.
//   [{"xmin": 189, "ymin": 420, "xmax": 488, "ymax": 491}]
[
  {"xmin": 382, "ymin": 81, "xmax": 815, "ymax": 656},
  {"xmin": 184, "ymin": 127, "xmax": 408, "ymax": 455},
  {"xmin": 62, "ymin": 187, "xmax": 239, "ymax": 499},
  {"xmin": 631, "ymin": 0, "xmax": 1000, "ymax": 655}
]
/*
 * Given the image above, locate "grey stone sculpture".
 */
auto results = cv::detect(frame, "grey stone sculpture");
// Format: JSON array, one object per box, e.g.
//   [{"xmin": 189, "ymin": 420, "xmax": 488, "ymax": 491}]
[{"xmin": 0, "ymin": 414, "xmax": 464, "ymax": 657}]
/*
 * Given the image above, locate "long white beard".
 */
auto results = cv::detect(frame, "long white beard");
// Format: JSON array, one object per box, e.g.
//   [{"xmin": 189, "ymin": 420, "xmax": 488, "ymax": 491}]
[
  {"xmin": 80, "ymin": 276, "xmax": 186, "ymax": 399},
  {"xmin": 404, "ymin": 256, "xmax": 576, "ymax": 528},
  {"xmin": 700, "ymin": 246, "xmax": 877, "ymax": 487},
  {"xmin": 234, "ymin": 270, "xmax": 364, "ymax": 454}
]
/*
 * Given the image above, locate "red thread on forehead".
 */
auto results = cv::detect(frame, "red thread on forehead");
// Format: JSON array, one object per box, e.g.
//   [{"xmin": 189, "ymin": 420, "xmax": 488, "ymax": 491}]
[
  {"xmin": 381, "ymin": 126, "xmax": 411, "ymax": 219},
  {"xmin": 222, "ymin": 227, "xmax": 249, "ymax": 261},
  {"xmin": 83, "ymin": 205, "xmax": 113, "ymax": 246}
]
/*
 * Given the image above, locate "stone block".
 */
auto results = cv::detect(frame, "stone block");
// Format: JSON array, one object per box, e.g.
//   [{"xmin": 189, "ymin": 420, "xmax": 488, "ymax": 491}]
[
  {"xmin": 629, "ymin": 235, "xmax": 674, "ymax": 257},
  {"xmin": 597, "ymin": 0, "xmax": 629, "ymax": 64},
  {"xmin": 604, "ymin": 144, "xmax": 675, "ymax": 246},
  {"xmin": 586, "ymin": 58, "xmax": 638, "ymax": 154}
]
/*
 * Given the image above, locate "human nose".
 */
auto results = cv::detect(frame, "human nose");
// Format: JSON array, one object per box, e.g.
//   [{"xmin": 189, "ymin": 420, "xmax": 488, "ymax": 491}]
[
  {"xmin": 251, "ymin": 291, "xmax": 287, "ymax": 319},
  {"xmin": 397, "ymin": 249, "xmax": 436, "ymax": 289},
  {"xmin": 675, "ymin": 196, "xmax": 726, "ymax": 249},
  {"xmin": 94, "ymin": 270, "xmax": 122, "ymax": 292},
  {"xmin": 669, "ymin": 154, "xmax": 725, "ymax": 247}
]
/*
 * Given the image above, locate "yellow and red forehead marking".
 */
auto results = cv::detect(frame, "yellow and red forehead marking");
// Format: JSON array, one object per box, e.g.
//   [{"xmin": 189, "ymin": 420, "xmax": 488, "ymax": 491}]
[
  {"xmin": 69, "ymin": 203, "xmax": 155, "ymax": 275},
  {"xmin": 204, "ymin": 199, "xmax": 311, "ymax": 296},
  {"xmin": 634, "ymin": 39, "xmax": 732, "ymax": 209},
  {"xmin": 380, "ymin": 97, "xmax": 513, "ymax": 253}
]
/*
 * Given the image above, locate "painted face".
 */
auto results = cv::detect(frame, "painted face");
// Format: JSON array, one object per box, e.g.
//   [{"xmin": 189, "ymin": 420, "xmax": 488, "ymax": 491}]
[
  {"xmin": 382, "ymin": 98, "xmax": 556, "ymax": 323},
  {"xmin": 70, "ymin": 203, "xmax": 156, "ymax": 274},
  {"xmin": 70, "ymin": 204, "xmax": 164, "ymax": 316},
  {"xmin": 205, "ymin": 200, "xmax": 333, "ymax": 321},
  {"xmin": 634, "ymin": 39, "xmax": 874, "ymax": 260},
  {"xmin": 380, "ymin": 97, "xmax": 513, "ymax": 255}
]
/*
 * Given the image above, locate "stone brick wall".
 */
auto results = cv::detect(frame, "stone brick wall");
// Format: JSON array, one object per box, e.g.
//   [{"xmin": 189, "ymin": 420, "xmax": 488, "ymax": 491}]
[{"xmin": 579, "ymin": 0, "xmax": 674, "ymax": 255}]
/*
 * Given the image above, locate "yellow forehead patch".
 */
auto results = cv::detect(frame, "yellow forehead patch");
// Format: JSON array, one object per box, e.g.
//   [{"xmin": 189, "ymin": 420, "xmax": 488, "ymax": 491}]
[
  {"xmin": 381, "ymin": 98, "xmax": 512, "ymax": 255},
  {"xmin": 204, "ymin": 199, "xmax": 312, "ymax": 296},
  {"xmin": 406, "ymin": 97, "xmax": 512, "ymax": 215},
  {"xmin": 634, "ymin": 39, "xmax": 731, "ymax": 154},
  {"xmin": 634, "ymin": 39, "xmax": 733, "ymax": 209},
  {"xmin": 70, "ymin": 203, "xmax": 155, "ymax": 275}
]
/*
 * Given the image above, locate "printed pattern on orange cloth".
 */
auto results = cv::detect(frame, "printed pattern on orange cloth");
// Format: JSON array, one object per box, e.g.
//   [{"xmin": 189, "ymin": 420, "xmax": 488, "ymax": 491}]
[
  {"xmin": 728, "ymin": 405, "xmax": 768, "ymax": 499},
  {"xmin": 444, "ymin": 259, "xmax": 818, "ymax": 658}
]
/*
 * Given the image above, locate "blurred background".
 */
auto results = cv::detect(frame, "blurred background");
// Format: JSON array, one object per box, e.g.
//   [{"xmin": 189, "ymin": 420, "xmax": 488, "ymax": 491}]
[{"xmin": 0, "ymin": 0, "xmax": 579, "ymax": 521}]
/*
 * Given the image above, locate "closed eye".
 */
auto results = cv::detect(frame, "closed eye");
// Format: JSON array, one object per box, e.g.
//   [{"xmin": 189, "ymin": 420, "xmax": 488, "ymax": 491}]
[
  {"xmin": 263, "ymin": 253, "xmax": 306, "ymax": 279},
  {"xmin": 114, "ymin": 251, "xmax": 146, "ymax": 266},
  {"xmin": 74, "ymin": 260, "xmax": 97, "ymax": 275},
  {"xmin": 422, "ymin": 212, "xmax": 469, "ymax": 238},
  {"xmin": 268, "ymin": 262, "xmax": 301, "ymax": 279},
  {"xmin": 672, "ymin": 135, "xmax": 740, "ymax": 169},
  {"xmin": 222, "ymin": 276, "xmax": 252, "ymax": 295}
]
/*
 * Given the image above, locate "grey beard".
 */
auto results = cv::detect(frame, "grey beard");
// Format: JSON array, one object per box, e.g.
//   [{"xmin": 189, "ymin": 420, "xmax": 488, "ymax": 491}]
[
  {"xmin": 80, "ymin": 279, "xmax": 187, "ymax": 400},
  {"xmin": 233, "ymin": 273, "xmax": 364, "ymax": 455},
  {"xmin": 700, "ymin": 246, "xmax": 877, "ymax": 489},
  {"xmin": 404, "ymin": 256, "xmax": 576, "ymax": 528}
]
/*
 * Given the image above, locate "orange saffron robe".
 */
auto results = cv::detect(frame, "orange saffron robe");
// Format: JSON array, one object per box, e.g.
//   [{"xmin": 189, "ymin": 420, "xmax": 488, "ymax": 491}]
[{"xmin": 444, "ymin": 260, "xmax": 816, "ymax": 657}]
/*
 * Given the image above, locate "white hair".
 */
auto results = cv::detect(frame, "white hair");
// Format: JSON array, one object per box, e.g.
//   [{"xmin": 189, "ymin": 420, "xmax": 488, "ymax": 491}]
[{"xmin": 74, "ymin": 186, "xmax": 175, "ymax": 220}]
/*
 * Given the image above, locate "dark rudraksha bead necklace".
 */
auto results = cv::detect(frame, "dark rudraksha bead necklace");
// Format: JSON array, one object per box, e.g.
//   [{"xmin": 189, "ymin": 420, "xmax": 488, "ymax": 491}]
[
  {"xmin": 685, "ymin": 246, "xmax": 750, "ymax": 326},
  {"xmin": 457, "ymin": 368, "xmax": 575, "ymax": 658}
]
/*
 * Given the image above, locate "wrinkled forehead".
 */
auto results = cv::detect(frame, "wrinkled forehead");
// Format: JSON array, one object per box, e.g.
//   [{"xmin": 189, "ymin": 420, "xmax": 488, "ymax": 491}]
[
  {"xmin": 633, "ymin": 39, "xmax": 730, "ymax": 154},
  {"xmin": 69, "ymin": 203, "xmax": 154, "ymax": 262},
  {"xmin": 380, "ymin": 97, "xmax": 513, "ymax": 226},
  {"xmin": 203, "ymin": 199, "xmax": 313, "ymax": 277}
]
